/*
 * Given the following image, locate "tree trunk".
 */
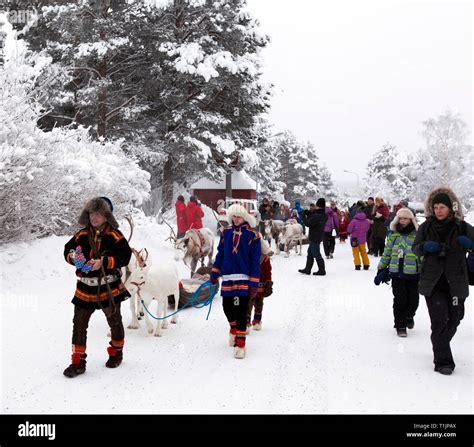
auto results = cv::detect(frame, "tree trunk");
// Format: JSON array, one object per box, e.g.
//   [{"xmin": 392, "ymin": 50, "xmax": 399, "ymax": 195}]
[
  {"xmin": 97, "ymin": 58, "xmax": 108, "ymax": 139},
  {"xmin": 162, "ymin": 156, "xmax": 175, "ymax": 211}
]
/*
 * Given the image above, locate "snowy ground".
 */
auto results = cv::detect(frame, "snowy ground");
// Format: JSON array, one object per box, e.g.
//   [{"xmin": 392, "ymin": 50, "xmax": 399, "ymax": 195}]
[{"xmin": 1, "ymin": 221, "xmax": 473, "ymax": 414}]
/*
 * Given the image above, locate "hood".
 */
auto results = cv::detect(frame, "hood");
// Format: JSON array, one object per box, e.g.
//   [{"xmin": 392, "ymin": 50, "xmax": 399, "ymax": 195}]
[
  {"xmin": 354, "ymin": 212, "xmax": 367, "ymax": 220},
  {"xmin": 424, "ymin": 186, "xmax": 464, "ymax": 220},
  {"xmin": 390, "ymin": 207, "xmax": 419, "ymax": 231}
]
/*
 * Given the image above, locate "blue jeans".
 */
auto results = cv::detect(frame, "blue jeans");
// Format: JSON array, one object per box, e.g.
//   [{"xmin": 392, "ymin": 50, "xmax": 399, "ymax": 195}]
[{"xmin": 308, "ymin": 242, "xmax": 323, "ymax": 262}]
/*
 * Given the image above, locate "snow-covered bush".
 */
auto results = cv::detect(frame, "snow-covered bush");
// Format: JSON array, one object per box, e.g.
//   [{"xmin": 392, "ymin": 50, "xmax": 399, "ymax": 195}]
[{"xmin": 0, "ymin": 58, "xmax": 151, "ymax": 242}]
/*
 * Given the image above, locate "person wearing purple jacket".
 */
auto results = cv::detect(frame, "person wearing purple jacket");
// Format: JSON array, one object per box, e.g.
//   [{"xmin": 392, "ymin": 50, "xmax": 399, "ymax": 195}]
[
  {"xmin": 323, "ymin": 206, "xmax": 340, "ymax": 259},
  {"xmin": 347, "ymin": 209, "xmax": 370, "ymax": 270}
]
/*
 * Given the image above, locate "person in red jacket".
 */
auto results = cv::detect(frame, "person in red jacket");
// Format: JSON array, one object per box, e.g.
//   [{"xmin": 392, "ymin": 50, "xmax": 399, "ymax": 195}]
[
  {"xmin": 247, "ymin": 238, "xmax": 273, "ymax": 332},
  {"xmin": 338, "ymin": 210, "xmax": 350, "ymax": 243},
  {"xmin": 186, "ymin": 196, "xmax": 204, "ymax": 230},
  {"xmin": 175, "ymin": 195, "xmax": 188, "ymax": 238}
]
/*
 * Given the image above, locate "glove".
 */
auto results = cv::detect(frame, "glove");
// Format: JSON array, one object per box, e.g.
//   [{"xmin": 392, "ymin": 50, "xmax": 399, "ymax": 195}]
[
  {"xmin": 249, "ymin": 288, "xmax": 259, "ymax": 299},
  {"xmin": 263, "ymin": 281, "xmax": 273, "ymax": 297},
  {"xmin": 457, "ymin": 235, "xmax": 474, "ymax": 250},
  {"xmin": 423, "ymin": 241, "xmax": 441, "ymax": 254},
  {"xmin": 374, "ymin": 268, "xmax": 390, "ymax": 286}
]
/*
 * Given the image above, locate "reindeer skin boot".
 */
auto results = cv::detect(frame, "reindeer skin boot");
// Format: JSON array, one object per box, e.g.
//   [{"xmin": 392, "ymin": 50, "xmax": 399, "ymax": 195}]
[{"xmin": 63, "ymin": 353, "xmax": 87, "ymax": 378}]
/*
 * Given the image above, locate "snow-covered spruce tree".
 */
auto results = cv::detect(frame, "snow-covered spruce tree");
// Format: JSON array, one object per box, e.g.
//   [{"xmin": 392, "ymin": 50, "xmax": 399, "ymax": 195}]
[
  {"xmin": 0, "ymin": 56, "xmax": 150, "ymax": 243},
  {"xmin": 241, "ymin": 118, "xmax": 285, "ymax": 200},
  {"xmin": 143, "ymin": 0, "xmax": 272, "ymax": 209},
  {"xmin": 318, "ymin": 164, "xmax": 339, "ymax": 203},
  {"xmin": 275, "ymin": 131, "xmax": 321, "ymax": 204},
  {"xmin": 363, "ymin": 142, "xmax": 413, "ymax": 204}
]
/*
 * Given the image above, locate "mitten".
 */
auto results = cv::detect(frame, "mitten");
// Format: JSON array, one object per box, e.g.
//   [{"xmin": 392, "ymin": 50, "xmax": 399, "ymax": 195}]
[
  {"xmin": 210, "ymin": 276, "xmax": 219, "ymax": 285},
  {"xmin": 73, "ymin": 246, "xmax": 86, "ymax": 270},
  {"xmin": 423, "ymin": 241, "xmax": 441, "ymax": 254},
  {"xmin": 374, "ymin": 269, "xmax": 384, "ymax": 286},
  {"xmin": 73, "ymin": 246, "xmax": 94, "ymax": 272},
  {"xmin": 263, "ymin": 281, "xmax": 273, "ymax": 297},
  {"xmin": 374, "ymin": 268, "xmax": 390, "ymax": 286},
  {"xmin": 457, "ymin": 235, "xmax": 474, "ymax": 250}
]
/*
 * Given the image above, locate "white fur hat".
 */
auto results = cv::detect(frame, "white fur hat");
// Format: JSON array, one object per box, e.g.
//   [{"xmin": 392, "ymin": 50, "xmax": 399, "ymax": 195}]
[
  {"xmin": 226, "ymin": 204, "xmax": 257, "ymax": 228},
  {"xmin": 390, "ymin": 207, "xmax": 418, "ymax": 231}
]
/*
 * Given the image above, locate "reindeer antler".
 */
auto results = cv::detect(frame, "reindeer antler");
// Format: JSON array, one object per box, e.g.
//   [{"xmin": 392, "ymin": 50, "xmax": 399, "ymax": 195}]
[
  {"xmin": 125, "ymin": 215, "xmax": 134, "ymax": 243},
  {"xmin": 212, "ymin": 209, "xmax": 226, "ymax": 232},
  {"xmin": 162, "ymin": 218, "xmax": 178, "ymax": 240}
]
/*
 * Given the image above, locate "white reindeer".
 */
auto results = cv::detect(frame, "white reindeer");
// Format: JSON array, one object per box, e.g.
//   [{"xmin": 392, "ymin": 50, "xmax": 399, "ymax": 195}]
[{"xmin": 125, "ymin": 256, "xmax": 180, "ymax": 337}]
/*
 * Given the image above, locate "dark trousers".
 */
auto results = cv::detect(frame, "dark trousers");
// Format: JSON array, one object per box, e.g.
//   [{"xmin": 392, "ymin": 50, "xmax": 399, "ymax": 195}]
[
  {"xmin": 425, "ymin": 288, "xmax": 465, "ymax": 370},
  {"xmin": 391, "ymin": 278, "xmax": 419, "ymax": 329},
  {"xmin": 72, "ymin": 303, "xmax": 125, "ymax": 349},
  {"xmin": 323, "ymin": 232, "xmax": 336, "ymax": 256},
  {"xmin": 308, "ymin": 241, "xmax": 323, "ymax": 262},
  {"xmin": 367, "ymin": 226, "xmax": 373, "ymax": 252},
  {"xmin": 371, "ymin": 236, "xmax": 385, "ymax": 256},
  {"xmin": 248, "ymin": 297, "xmax": 264, "ymax": 323},
  {"xmin": 223, "ymin": 295, "xmax": 250, "ymax": 334}
]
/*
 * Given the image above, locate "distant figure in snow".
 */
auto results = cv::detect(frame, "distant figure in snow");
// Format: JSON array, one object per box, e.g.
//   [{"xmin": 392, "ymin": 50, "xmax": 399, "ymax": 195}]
[
  {"xmin": 175, "ymin": 195, "xmax": 187, "ymax": 238},
  {"xmin": 186, "ymin": 196, "xmax": 204, "ymax": 230}
]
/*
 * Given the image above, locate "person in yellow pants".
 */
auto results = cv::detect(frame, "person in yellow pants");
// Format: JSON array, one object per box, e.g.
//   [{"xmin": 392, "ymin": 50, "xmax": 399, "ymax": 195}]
[{"xmin": 347, "ymin": 209, "xmax": 371, "ymax": 270}]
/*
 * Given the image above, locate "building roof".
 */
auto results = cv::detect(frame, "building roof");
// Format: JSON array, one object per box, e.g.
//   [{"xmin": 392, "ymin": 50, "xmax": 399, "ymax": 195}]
[{"xmin": 191, "ymin": 169, "xmax": 256, "ymax": 190}]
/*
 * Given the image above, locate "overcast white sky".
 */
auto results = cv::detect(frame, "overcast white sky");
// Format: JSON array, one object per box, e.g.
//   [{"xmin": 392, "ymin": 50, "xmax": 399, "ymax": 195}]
[{"xmin": 247, "ymin": 0, "xmax": 473, "ymax": 188}]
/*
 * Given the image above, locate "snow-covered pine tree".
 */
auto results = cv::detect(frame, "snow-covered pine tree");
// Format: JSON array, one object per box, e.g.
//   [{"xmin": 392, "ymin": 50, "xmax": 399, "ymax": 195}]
[
  {"xmin": 15, "ymin": 1, "xmax": 148, "ymax": 139},
  {"xmin": 318, "ymin": 164, "xmax": 339, "ymax": 203},
  {"xmin": 275, "ymin": 131, "xmax": 321, "ymax": 204},
  {"xmin": 364, "ymin": 142, "xmax": 413, "ymax": 204},
  {"xmin": 144, "ymin": 0, "xmax": 272, "ymax": 209},
  {"xmin": 241, "ymin": 118, "xmax": 285, "ymax": 200}
]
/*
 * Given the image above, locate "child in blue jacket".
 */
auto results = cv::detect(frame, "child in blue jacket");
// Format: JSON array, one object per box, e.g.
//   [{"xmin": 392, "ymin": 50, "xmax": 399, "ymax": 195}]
[{"xmin": 211, "ymin": 204, "xmax": 261, "ymax": 359}]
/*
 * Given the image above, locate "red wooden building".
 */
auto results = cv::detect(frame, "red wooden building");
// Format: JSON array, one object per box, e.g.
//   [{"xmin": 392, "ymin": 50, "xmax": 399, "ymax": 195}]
[{"xmin": 191, "ymin": 169, "xmax": 257, "ymax": 211}]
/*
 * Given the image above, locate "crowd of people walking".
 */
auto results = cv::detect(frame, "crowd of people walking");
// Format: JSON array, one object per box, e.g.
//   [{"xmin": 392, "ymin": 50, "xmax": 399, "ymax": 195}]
[{"xmin": 257, "ymin": 187, "xmax": 474, "ymax": 375}]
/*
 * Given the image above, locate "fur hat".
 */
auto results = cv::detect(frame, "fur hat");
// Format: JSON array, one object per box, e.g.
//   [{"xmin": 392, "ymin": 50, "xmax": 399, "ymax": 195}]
[
  {"xmin": 425, "ymin": 186, "xmax": 463, "ymax": 220},
  {"xmin": 226, "ymin": 204, "xmax": 257, "ymax": 228},
  {"xmin": 390, "ymin": 207, "xmax": 418, "ymax": 231},
  {"xmin": 79, "ymin": 197, "xmax": 119, "ymax": 229}
]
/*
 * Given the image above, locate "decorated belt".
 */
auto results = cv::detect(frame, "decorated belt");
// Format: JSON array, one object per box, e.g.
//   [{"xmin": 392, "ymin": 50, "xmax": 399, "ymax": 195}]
[
  {"xmin": 221, "ymin": 274, "xmax": 250, "ymax": 281},
  {"xmin": 77, "ymin": 275, "xmax": 119, "ymax": 287}
]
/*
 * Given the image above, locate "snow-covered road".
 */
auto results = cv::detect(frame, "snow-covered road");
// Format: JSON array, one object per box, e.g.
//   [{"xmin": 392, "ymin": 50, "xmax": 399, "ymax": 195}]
[{"xmin": 1, "ymin": 222, "xmax": 472, "ymax": 414}]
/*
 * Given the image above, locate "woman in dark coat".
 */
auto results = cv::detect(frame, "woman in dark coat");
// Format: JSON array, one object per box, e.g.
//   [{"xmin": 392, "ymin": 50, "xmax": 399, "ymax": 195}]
[{"xmin": 413, "ymin": 187, "xmax": 474, "ymax": 375}]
